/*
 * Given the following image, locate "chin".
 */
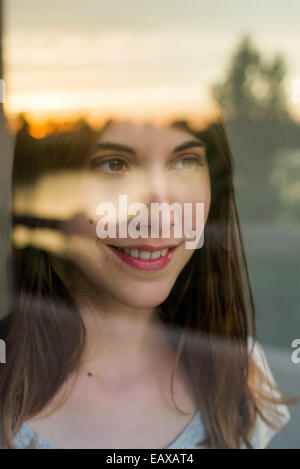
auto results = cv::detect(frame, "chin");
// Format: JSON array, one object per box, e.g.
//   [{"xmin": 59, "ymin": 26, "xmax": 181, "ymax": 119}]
[
  {"xmin": 119, "ymin": 294, "xmax": 170, "ymax": 311},
  {"xmin": 115, "ymin": 284, "xmax": 174, "ymax": 310}
]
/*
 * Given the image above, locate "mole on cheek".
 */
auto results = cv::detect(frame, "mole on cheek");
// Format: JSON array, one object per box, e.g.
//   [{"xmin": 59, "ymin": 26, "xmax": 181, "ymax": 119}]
[{"xmin": 87, "ymin": 372, "xmax": 93, "ymax": 377}]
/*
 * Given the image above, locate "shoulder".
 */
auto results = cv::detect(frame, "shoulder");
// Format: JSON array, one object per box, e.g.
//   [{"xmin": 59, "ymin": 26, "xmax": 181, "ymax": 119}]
[
  {"xmin": 245, "ymin": 336, "xmax": 291, "ymax": 449},
  {"xmin": 13, "ymin": 423, "xmax": 55, "ymax": 449},
  {"xmin": 12, "ymin": 423, "xmax": 36, "ymax": 449}
]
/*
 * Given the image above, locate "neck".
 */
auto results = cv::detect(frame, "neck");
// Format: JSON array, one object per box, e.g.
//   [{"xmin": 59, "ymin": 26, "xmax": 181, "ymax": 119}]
[{"xmin": 68, "ymin": 279, "xmax": 176, "ymax": 389}]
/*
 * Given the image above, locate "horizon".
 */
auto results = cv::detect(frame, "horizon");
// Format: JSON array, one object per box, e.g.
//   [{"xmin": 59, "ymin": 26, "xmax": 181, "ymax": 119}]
[{"xmin": 3, "ymin": 0, "xmax": 300, "ymax": 133}]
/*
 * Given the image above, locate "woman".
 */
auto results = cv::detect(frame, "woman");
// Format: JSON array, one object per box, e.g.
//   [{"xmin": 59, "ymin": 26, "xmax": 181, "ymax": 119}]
[{"xmin": 0, "ymin": 117, "xmax": 297, "ymax": 449}]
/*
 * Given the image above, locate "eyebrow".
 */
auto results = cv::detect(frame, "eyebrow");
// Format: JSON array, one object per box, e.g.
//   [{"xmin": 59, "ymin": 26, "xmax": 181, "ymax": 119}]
[{"xmin": 96, "ymin": 139, "xmax": 206, "ymax": 156}]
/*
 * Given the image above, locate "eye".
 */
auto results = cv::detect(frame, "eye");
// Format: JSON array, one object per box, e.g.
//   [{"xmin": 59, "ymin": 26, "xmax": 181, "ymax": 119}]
[
  {"xmin": 172, "ymin": 155, "xmax": 204, "ymax": 170},
  {"xmin": 90, "ymin": 157, "xmax": 128, "ymax": 174}
]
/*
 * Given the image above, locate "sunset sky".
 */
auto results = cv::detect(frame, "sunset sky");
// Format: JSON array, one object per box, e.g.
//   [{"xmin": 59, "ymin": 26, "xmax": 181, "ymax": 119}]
[{"xmin": 3, "ymin": 0, "xmax": 300, "ymax": 131}]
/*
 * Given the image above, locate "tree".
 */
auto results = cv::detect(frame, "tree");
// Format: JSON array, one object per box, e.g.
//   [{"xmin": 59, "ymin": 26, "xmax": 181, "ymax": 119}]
[
  {"xmin": 210, "ymin": 35, "xmax": 300, "ymax": 223},
  {"xmin": 212, "ymin": 36, "xmax": 288, "ymax": 122}
]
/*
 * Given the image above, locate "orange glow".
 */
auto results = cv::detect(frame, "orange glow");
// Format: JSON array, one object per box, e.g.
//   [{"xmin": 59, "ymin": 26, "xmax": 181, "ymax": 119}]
[
  {"xmin": 6, "ymin": 104, "xmax": 219, "ymax": 139},
  {"xmin": 29, "ymin": 122, "xmax": 56, "ymax": 139}
]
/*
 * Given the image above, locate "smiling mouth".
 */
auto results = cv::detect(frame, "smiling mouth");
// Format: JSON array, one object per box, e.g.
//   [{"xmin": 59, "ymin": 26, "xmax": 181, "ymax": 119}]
[
  {"xmin": 108, "ymin": 245, "xmax": 173, "ymax": 260},
  {"xmin": 105, "ymin": 243, "xmax": 179, "ymax": 271}
]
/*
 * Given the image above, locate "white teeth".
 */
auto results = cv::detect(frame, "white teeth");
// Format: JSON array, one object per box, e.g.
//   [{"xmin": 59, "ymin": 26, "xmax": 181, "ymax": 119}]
[
  {"xmin": 139, "ymin": 250, "xmax": 151, "ymax": 260},
  {"xmin": 150, "ymin": 250, "xmax": 161, "ymax": 260},
  {"xmin": 129, "ymin": 249, "xmax": 139, "ymax": 258},
  {"xmin": 114, "ymin": 246, "xmax": 170, "ymax": 259}
]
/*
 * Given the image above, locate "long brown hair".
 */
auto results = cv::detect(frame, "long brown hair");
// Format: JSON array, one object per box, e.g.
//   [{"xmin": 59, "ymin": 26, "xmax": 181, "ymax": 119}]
[{"xmin": 0, "ymin": 117, "xmax": 297, "ymax": 448}]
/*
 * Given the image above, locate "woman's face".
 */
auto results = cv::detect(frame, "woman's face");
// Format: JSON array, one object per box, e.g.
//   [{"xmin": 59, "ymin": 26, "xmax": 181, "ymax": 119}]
[{"xmin": 66, "ymin": 120, "xmax": 211, "ymax": 310}]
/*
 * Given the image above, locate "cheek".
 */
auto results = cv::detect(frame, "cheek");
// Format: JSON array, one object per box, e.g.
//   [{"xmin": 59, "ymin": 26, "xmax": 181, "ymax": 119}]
[
  {"xmin": 76, "ymin": 174, "xmax": 149, "ymax": 227},
  {"xmin": 176, "ymin": 178, "xmax": 211, "ymax": 228}
]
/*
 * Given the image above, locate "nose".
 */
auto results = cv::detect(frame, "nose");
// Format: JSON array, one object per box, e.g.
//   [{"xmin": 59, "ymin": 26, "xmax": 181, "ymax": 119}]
[
  {"xmin": 140, "ymin": 164, "xmax": 177, "ymax": 228},
  {"xmin": 145, "ymin": 165, "xmax": 169, "ymax": 204}
]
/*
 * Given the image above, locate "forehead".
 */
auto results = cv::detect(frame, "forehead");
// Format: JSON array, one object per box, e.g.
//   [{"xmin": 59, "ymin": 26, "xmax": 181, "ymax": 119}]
[{"xmin": 98, "ymin": 120, "xmax": 196, "ymax": 151}]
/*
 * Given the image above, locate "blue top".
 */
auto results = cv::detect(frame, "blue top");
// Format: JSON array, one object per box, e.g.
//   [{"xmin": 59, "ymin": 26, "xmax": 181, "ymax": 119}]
[
  {"xmin": 12, "ymin": 339, "xmax": 291, "ymax": 449},
  {"xmin": 14, "ymin": 410, "xmax": 206, "ymax": 450}
]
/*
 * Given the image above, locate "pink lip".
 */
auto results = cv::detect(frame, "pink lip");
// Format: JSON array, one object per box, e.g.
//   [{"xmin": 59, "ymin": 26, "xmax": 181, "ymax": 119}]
[{"xmin": 107, "ymin": 245, "xmax": 178, "ymax": 271}]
